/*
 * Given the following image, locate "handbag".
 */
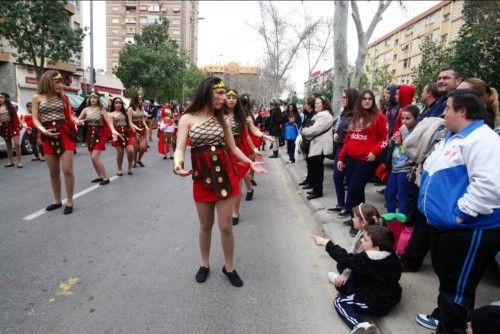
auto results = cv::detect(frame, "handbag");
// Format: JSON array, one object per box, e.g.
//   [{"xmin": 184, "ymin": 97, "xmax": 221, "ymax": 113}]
[{"xmin": 300, "ymin": 125, "xmax": 332, "ymax": 155}]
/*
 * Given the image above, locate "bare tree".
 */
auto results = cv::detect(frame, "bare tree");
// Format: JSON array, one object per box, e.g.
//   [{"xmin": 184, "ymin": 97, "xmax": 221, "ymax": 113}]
[
  {"xmin": 332, "ymin": 1, "xmax": 349, "ymax": 114},
  {"xmin": 350, "ymin": 0, "xmax": 392, "ymax": 89},
  {"xmin": 255, "ymin": 1, "xmax": 322, "ymax": 99}
]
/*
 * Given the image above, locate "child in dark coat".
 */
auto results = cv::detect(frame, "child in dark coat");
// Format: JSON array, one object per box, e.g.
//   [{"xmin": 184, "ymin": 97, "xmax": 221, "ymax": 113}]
[{"xmin": 312, "ymin": 225, "xmax": 402, "ymax": 334}]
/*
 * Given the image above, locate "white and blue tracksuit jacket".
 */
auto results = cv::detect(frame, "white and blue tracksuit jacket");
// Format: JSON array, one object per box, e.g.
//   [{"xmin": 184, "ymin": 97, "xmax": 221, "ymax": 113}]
[{"xmin": 418, "ymin": 120, "xmax": 500, "ymax": 230}]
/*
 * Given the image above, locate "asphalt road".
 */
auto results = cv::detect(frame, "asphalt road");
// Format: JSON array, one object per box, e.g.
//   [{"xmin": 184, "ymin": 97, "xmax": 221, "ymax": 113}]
[{"xmin": 0, "ymin": 142, "xmax": 345, "ymax": 333}]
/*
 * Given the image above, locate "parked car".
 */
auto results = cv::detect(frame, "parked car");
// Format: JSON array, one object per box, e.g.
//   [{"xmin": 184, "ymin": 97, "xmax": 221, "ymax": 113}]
[{"xmin": 0, "ymin": 102, "xmax": 32, "ymax": 155}]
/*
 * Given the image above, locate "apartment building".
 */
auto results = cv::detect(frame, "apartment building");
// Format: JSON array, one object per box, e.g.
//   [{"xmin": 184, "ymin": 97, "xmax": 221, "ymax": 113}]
[
  {"xmin": 202, "ymin": 62, "xmax": 260, "ymax": 99},
  {"xmin": 0, "ymin": 0, "xmax": 84, "ymax": 106},
  {"xmin": 303, "ymin": 69, "xmax": 333, "ymax": 96},
  {"xmin": 105, "ymin": 0, "xmax": 199, "ymax": 73},
  {"xmin": 365, "ymin": 0, "xmax": 464, "ymax": 85}
]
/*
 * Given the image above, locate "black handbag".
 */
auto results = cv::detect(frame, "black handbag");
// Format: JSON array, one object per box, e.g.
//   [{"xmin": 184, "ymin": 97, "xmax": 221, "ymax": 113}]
[{"xmin": 300, "ymin": 125, "xmax": 332, "ymax": 155}]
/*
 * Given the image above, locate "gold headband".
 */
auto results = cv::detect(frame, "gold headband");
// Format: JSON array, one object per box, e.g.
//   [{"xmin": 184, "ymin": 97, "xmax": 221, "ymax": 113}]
[
  {"xmin": 52, "ymin": 73, "xmax": 63, "ymax": 81},
  {"xmin": 89, "ymin": 92, "xmax": 99, "ymax": 98},
  {"xmin": 114, "ymin": 98, "xmax": 123, "ymax": 103},
  {"xmin": 213, "ymin": 81, "xmax": 225, "ymax": 89},
  {"xmin": 226, "ymin": 89, "xmax": 237, "ymax": 97}
]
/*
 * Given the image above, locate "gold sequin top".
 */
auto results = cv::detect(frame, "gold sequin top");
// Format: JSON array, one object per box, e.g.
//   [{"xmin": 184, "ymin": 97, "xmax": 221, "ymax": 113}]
[
  {"xmin": 131, "ymin": 109, "xmax": 146, "ymax": 122},
  {"xmin": 226, "ymin": 114, "xmax": 241, "ymax": 136},
  {"xmin": 189, "ymin": 117, "xmax": 225, "ymax": 148},
  {"xmin": 85, "ymin": 107, "xmax": 104, "ymax": 126},
  {"xmin": 39, "ymin": 98, "xmax": 65, "ymax": 124},
  {"xmin": 112, "ymin": 112, "xmax": 128, "ymax": 127},
  {"xmin": 0, "ymin": 105, "xmax": 10, "ymax": 123}
]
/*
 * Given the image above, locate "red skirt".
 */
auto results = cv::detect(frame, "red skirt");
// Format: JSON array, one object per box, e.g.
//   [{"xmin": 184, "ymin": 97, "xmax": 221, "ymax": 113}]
[
  {"xmin": 0, "ymin": 121, "xmax": 21, "ymax": 141},
  {"xmin": 112, "ymin": 126, "xmax": 133, "ymax": 148},
  {"xmin": 41, "ymin": 122, "xmax": 76, "ymax": 155},
  {"xmin": 191, "ymin": 146, "xmax": 240, "ymax": 203},
  {"xmin": 233, "ymin": 134, "xmax": 251, "ymax": 179},
  {"xmin": 132, "ymin": 122, "xmax": 147, "ymax": 152},
  {"xmin": 158, "ymin": 131, "xmax": 173, "ymax": 154},
  {"xmin": 86, "ymin": 125, "xmax": 106, "ymax": 151}
]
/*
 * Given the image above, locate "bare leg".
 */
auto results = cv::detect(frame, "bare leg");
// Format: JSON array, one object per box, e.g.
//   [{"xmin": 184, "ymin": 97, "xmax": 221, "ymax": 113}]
[
  {"xmin": 61, "ymin": 150, "xmax": 75, "ymax": 206},
  {"xmin": 115, "ymin": 147, "xmax": 124, "ymax": 172},
  {"xmin": 126, "ymin": 145, "xmax": 134, "ymax": 171},
  {"xmin": 232, "ymin": 184, "xmax": 241, "ymax": 218},
  {"xmin": 216, "ymin": 196, "xmax": 237, "ymax": 272},
  {"xmin": 91, "ymin": 150, "xmax": 107, "ymax": 179},
  {"xmin": 243, "ymin": 173, "xmax": 253, "ymax": 193},
  {"xmin": 12, "ymin": 136, "xmax": 21, "ymax": 165},
  {"xmin": 195, "ymin": 202, "xmax": 216, "ymax": 267},
  {"xmin": 5, "ymin": 140, "xmax": 14, "ymax": 164},
  {"xmin": 45, "ymin": 154, "xmax": 62, "ymax": 204},
  {"xmin": 138, "ymin": 137, "xmax": 146, "ymax": 161}
]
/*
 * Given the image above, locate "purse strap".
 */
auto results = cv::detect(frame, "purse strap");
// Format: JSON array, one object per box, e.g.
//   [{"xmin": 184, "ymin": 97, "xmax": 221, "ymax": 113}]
[{"xmin": 310, "ymin": 125, "xmax": 332, "ymax": 140}]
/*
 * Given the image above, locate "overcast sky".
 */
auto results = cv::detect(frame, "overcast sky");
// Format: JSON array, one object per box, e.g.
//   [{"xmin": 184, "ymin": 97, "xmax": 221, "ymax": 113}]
[{"xmin": 83, "ymin": 1, "xmax": 439, "ymax": 97}]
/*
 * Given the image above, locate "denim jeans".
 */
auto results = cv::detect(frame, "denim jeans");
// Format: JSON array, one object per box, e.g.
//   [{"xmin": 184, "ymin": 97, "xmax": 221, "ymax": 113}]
[
  {"xmin": 344, "ymin": 157, "xmax": 378, "ymax": 211},
  {"xmin": 333, "ymin": 146, "xmax": 345, "ymax": 208},
  {"xmin": 385, "ymin": 171, "xmax": 410, "ymax": 215}
]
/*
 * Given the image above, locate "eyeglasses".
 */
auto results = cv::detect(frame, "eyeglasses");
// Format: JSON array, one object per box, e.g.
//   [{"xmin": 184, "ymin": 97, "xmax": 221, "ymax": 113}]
[{"xmin": 437, "ymin": 76, "xmax": 455, "ymax": 81}]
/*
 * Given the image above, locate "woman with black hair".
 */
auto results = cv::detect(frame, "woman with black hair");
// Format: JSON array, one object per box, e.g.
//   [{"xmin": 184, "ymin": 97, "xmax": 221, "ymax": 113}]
[
  {"xmin": 299, "ymin": 97, "xmax": 316, "ymax": 188},
  {"xmin": 267, "ymin": 102, "xmax": 283, "ymax": 158},
  {"xmin": 109, "ymin": 97, "xmax": 135, "ymax": 176},
  {"xmin": 75, "ymin": 91, "xmax": 121, "ymax": 185},
  {"xmin": 128, "ymin": 95, "xmax": 149, "ymax": 167},
  {"xmin": 173, "ymin": 77, "xmax": 267, "ymax": 287},
  {"xmin": 0, "ymin": 92, "xmax": 23, "ymax": 167},
  {"xmin": 328, "ymin": 88, "xmax": 359, "ymax": 212},
  {"xmin": 286, "ymin": 103, "xmax": 302, "ymax": 128}
]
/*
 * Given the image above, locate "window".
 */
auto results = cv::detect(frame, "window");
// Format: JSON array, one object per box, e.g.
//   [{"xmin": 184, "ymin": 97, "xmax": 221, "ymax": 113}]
[
  {"xmin": 441, "ymin": 34, "xmax": 448, "ymax": 43},
  {"xmin": 384, "ymin": 39, "xmax": 391, "ymax": 47},
  {"xmin": 112, "ymin": 40, "xmax": 120, "ymax": 46},
  {"xmin": 140, "ymin": 17, "xmax": 148, "ymax": 24},
  {"xmin": 111, "ymin": 18, "xmax": 120, "ymax": 24},
  {"xmin": 405, "ymin": 28, "xmax": 413, "ymax": 37},
  {"xmin": 443, "ymin": 13, "xmax": 450, "ymax": 21},
  {"xmin": 172, "ymin": 19, "xmax": 181, "ymax": 25},
  {"xmin": 112, "ymin": 29, "xmax": 119, "ymax": 34},
  {"xmin": 125, "ymin": 17, "xmax": 136, "ymax": 24},
  {"xmin": 403, "ymin": 58, "xmax": 411, "ymax": 69},
  {"xmin": 394, "ymin": 39, "xmax": 399, "ymax": 45},
  {"xmin": 426, "ymin": 14, "xmax": 435, "ymax": 25},
  {"xmin": 393, "ymin": 54, "xmax": 397, "ymax": 61},
  {"xmin": 112, "ymin": 7, "xmax": 119, "ymax": 11},
  {"xmin": 147, "ymin": 16, "xmax": 159, "ymax": 24},
  {"xmin": 424, "ymin": 33, "xmax": 433, "ymax": 42},
  {"xmin": 148, "ymin": 5, "xmax": 160, "ymax": 12},
  {"xmin": 172, "ymin": 30, "xmax": 180, "ymax": 35},
  {"xmin": 401, "ymin": 44, "xmax": 409, "ymax": 52}
]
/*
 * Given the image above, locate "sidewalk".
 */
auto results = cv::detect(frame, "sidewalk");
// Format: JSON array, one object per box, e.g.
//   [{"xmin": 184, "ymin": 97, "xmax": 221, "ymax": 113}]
[{"xmin": 277, "ymin": 148, "xmax": 500, "ymax": 334}]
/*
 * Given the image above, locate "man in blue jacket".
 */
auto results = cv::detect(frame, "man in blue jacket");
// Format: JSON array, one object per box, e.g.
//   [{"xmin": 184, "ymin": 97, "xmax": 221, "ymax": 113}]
[{"xmin": 415, "ymin": 89, "xmax": 500, "ymax": 333}]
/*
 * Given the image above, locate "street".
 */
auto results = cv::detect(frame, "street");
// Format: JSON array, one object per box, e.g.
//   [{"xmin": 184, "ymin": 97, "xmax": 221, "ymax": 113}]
[{"xmin": 0, "ymin": 142, "xmax": 345, "ymax": 333}]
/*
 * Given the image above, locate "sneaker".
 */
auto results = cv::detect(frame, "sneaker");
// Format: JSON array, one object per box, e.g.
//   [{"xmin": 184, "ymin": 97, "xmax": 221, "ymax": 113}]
[
  {"xmin": 351, "ymin": 322, "xmax": 376, "ymax": 334},
  {"xmin": 327, "ymin": 272, "xmax": 339, "ymax": 284},
  {"xmin": 415, "ymin": 314, "xmax": 439, "ymax": 330}
]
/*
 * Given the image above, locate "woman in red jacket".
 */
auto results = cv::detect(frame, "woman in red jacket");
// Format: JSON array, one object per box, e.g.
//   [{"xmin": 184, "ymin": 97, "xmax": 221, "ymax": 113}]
[{"xmin": 337, "ymin": 90, "xmax": 388, "ymax": 217}]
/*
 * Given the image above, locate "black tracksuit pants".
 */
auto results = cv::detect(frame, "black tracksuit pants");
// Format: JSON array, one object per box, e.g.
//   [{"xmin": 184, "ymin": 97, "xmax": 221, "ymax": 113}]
[{"xmin": 429, "ymin": 226, "xmax": 500, "ymax": 334}]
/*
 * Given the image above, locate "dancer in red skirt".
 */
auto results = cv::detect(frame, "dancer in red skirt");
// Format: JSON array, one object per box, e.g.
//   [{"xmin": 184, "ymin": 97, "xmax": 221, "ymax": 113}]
[
  {"xmin": 31, "ymin": 71, "xmax": 78, "ymax": 214},
  {"xmin": 108, "ymin": 97, "xmax": 134, "ymax": 176},
  {"xmin": 76, "ymin": 91, "xmax": 121, "ymax": 185},
  {"xmin": 0, "ymin": 92, "xmax": 23, "ymax": 167},
  {"xmin": 21, "ymin": 102, "xmax": 45, "ymax": 162},
  {"xmin": 128, "ymin": 95, "xmax": 149, "ymax": 168},
  {"xmin": 158, "ymin": 107, "xmax": 175, "ymax": 159},
  {"xmin": 173, "ymin": 77, "xmax": 267, "ymax": 287}
]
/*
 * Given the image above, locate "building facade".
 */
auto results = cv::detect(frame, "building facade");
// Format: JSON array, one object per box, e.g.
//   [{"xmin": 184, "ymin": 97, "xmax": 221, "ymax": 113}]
[
  {"xmin": 303, "ymin": 69, "xmax": 333, "ymax": 96},
  {"xmin": 365, "ymin": 0, "xmax": 464, "ymax": 85},
  {"xmin": 202, "ymin": 62, "xmax": 260, "ymax": 100},
  {"xmin": 105, "ymin": 0, "xmax": 199, "ymax": 73},
  {"xmin": 0, "ymin": 0, "xmax": 84, "ymax": 106}
]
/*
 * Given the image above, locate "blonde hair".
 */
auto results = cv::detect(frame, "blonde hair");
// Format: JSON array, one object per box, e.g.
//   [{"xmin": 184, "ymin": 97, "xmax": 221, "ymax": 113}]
[
  {"xmin": 37, "ymin": 70, "xmax": 63, "ymax": 98},
  {"xmin": 464, "ymin": 78, "xmax": 499, "ymax": 124}
]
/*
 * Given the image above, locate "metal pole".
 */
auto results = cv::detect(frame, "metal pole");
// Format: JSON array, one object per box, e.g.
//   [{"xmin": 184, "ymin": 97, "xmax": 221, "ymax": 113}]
[{"xmin": 90, "ymin": 0, "xmax": 95, "ymax": 86}]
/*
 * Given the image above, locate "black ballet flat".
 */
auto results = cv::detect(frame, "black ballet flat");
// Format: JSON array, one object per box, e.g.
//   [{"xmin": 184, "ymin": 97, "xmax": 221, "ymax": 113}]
[
  {"xmin": 91, "ymin": 178, "xmax": 103, "ymax": 183},
  {"xmin": 245, "ymin": 189, "xmax": 254, "ymax": 201},
  {"xmin": 222, "ymin": 266, "xmax": 243, "ymax": 287},
  {"xmin": 137, "ymin": 161, "xmax": 145, "ymax": 167},
  {"xmin": 63, "ymin": 205, "xmax": 73, "ymax": 215},
  {"xmin": 99, "ymin": 179, "xmax": 110, "ymax": 185},
  {"xmin": 195, "ymin": 266, "xmax": 210, "ymax": 283},
  {"xmin": 250, "ymin": 179, "xmax": 257, "ymax": 186},
  {"xmin": 46, "ymin": 203, "xmax": 63, "ymax": 211},
  {"xmin": 232, "ymin": 216, "xmax": 239, "ymax": 226},
  {"xmin": 4, "ymin": 163, "xmax": 14, "ymax": 168}
]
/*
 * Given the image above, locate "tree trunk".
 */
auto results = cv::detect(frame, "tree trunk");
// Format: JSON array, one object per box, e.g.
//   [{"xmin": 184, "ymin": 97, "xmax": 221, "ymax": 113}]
[{"xmin": 332, "ymin": 1, "xmax": 348, "ymax": 114}]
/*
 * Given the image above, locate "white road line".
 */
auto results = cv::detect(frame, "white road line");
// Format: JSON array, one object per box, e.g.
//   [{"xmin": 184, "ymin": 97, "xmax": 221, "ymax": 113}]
[{"xmin": 23, "ymin": 175, "xmax": 119, "ymax": 221}]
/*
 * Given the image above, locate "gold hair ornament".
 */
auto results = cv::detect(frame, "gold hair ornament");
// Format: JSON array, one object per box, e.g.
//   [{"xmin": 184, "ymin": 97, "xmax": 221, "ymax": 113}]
[
  {"xmin": 52, "ymin": 73, "xmax": 63, "ymax": 81},
  {"xmin": 213, "ymin": 81, "xmax": 225, "ymax": 89},
  {"xmin": 89, "ymin": 92, "xmax": 99, "ymax": 98},
  {"xmin": 226, "ymin": 89, "xmax": 237, "ymax": 97}
]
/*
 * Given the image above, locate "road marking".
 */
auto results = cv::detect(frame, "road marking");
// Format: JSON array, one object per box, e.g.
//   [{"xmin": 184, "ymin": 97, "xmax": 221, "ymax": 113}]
[{"xmin": 23, "ymin": 175, "xmax": 119, "ymax": 221}]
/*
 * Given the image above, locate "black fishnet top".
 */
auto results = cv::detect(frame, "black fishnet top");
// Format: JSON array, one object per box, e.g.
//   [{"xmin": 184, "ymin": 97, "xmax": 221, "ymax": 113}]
[{"xmin": 189, "ymin": 117, "xmax": 225, "ymax": 148}]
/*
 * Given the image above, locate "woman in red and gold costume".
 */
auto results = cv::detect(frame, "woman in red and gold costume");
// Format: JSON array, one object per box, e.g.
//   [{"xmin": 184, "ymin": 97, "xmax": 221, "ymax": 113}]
[
  {"xmin": 31, "ymin": 70, "xmax": 78, "ymax": 214},
  {"xmin": 174, "ymin": 77, "xmax": 267, "ymax": 287},
  {"xmin": 157, "ymin": 104, "xmax": 175, "ymax": 159},
  {"xmin": 108, "ymin": 97, "xmax": 134, "ymax": 176},
  {"xmin": 0, "ymin": 92, "xmax": 23, "ymax": 167},
  {"xmin": 128, "ymin": 95, "xmax": 149, "ymax": 168},
  {"xmin": 76, "ymin": 91, "xmax": 121, "ymax": 185}
]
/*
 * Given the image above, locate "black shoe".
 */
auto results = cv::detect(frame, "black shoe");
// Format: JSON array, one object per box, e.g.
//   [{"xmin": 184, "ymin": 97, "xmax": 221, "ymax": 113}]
[
  {"xmin": 63, "ymin": 205, "xmax": 73, "ymax": 215},
  {"xmin": 307, "ymin": 192, "xmax": 323, "ymax": 200},
  {"xmin": 222, "ymin": 266, "xmax": 243, "ymax": 287},
  {"xmin": 163, "ymin": 156, "xmax": 167, "ymax": 160},
  {"xmin": 338, "ymin": 210, "xmax": 352, "ymax": 217},
  {"xmin": 232, "ymin": 216, "xmax": 239, "ymax": 225},
  {"xmin": 99, "ymin": 179, "xmax": 110, "ymax": 185},
  {"xmin": 245, "ymin": 189, "xmax": 254, "ymax": 201},
  {"xmin": 46, "ymin": 203, "xmax": 63, "ymax": 211},
  {"xmin": 327, "ymin": 206, "xmax": 343, "ymax": 212},
  {"xmin": 195, "ymin": 266, "xmax": 210, "ymax": 283},
  {"xmin": 91, "ymin": 178, "xmax": 103, "ymax": 183},
  {"xmin": 302, "ymin": 184, "xmax": 313, "ymax": 190},
  {"xmin": 349, "ymin": 227, "xmax": 358, "ymax": 237},
  {"xmin": 342, "ymin": 219, "xmax": 353, "ymax": 227},
  {"xmin": 137, "ymin": 161, "xmax": 145, "ymax": 167},
  {"xmin": 298, "ymin": 180, "xmax": 309, "ymax": 186},
  {"xmin": 250, "ymin": 179, "xmax": 257, "ymax": 186},
  {"xmin": 127, "ymin": 170, "xmax": 133, "ymax": 175},
  {"xmin": 307, "ymin": 190, "xmax": 315, "ymax": 195}
]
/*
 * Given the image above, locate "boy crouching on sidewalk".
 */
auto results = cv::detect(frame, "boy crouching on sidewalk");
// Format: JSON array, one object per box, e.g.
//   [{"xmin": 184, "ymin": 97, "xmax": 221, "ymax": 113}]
[{"xmin": 312, "ymin": 225, "xmax": 402, "ymax": 334}]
